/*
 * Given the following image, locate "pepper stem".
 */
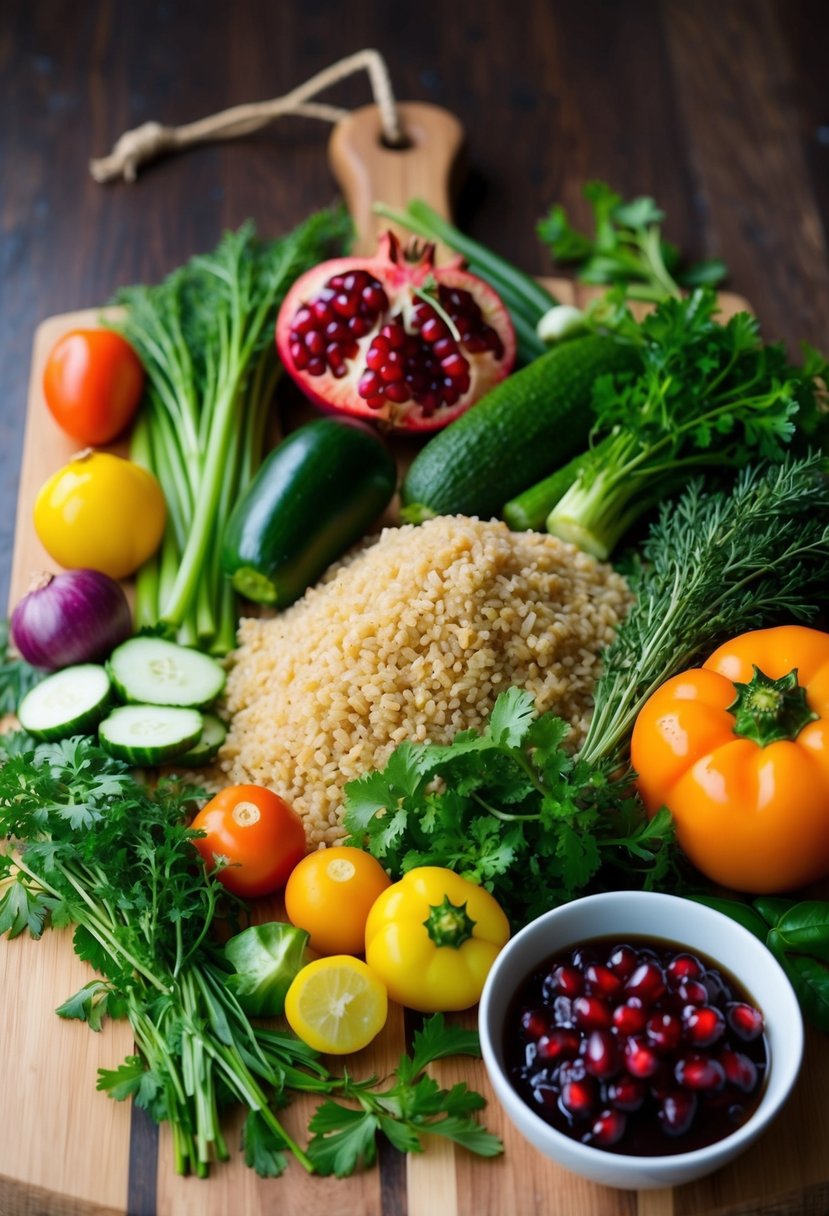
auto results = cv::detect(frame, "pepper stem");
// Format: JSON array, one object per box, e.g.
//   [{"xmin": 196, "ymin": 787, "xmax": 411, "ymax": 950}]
[
  {"xmin": 424, "ymin": 895, "xmax": 476, "ymax": 948},
  {"xmin": 728, "ymin": 665, "xmax": 818, "ymax": 747}
]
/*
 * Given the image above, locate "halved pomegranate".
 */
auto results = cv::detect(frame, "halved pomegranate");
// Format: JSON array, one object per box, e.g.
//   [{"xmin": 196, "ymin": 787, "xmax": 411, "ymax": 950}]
[{"xmin": 275, "ymin": 231, "xmax": 516, "ymax": 431}]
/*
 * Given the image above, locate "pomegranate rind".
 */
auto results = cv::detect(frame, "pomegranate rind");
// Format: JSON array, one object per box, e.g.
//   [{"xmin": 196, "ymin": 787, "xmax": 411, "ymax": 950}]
[{"xmin": 275, "ymin": 233, "xmax": 516, "ymax": 432}]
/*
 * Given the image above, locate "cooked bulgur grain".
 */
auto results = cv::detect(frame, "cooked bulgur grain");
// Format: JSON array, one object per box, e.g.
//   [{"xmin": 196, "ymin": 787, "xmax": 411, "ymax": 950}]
[{"xmin": 219, "ymin": 516, "xmax": 631, "ymax": 845}]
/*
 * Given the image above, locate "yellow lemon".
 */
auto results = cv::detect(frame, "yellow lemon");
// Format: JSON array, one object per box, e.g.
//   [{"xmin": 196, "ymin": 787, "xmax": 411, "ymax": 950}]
[{"xmin": 284, "ymin": 956, "xmax": 388, "ymax": 1055}]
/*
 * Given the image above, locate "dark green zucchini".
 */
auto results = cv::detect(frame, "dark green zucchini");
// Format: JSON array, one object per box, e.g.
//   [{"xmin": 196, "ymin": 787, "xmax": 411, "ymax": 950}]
[
  {"xmin": 222, "ymin": 418, "xmax": 397, "ymax": 607},
  {"xmin": 401, "ymin": 335, "xmax": 639, "ymax": 521}
]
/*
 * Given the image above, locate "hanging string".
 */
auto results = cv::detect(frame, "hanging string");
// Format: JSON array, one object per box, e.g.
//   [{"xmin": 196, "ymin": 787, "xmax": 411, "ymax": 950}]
[{"xmin": 89, "ymin": 48, "xmax": 405, "ymax": 184}]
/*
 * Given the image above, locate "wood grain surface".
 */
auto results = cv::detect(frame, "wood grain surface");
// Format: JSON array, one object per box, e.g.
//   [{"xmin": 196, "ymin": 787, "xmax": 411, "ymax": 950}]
[{"xmin": 3, "ymin": 2, "xmax": 829, "ymax": 1213}]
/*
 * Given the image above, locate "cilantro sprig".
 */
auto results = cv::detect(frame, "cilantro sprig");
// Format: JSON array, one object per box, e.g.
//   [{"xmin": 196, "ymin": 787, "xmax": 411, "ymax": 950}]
[
  {"xmin": 344, "ymin": 687, "xmax": 676, "ymax": 927},
  {"xmin": 537, "ymin": 180, "xmax": 727, "ymax": 301},
  {"xmin": 0, "ymin": 734, "xmax": 500, "ymax": 1180}
]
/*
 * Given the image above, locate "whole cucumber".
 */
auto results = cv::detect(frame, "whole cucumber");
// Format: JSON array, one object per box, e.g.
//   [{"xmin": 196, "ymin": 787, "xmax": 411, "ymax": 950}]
[
  {"xmin": 401, "ymin": 335, "xmax": 638, "ymax": 521},
  {"xmin": 222, "ymin": 418, "xmax": 397, "ymax": 607}
]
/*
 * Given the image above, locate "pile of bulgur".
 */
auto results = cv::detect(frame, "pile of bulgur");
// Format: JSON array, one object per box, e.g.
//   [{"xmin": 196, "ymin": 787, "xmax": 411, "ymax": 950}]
[{"xmin": 219, "ymin": 516, "xmax": 631, "ymax": 845}]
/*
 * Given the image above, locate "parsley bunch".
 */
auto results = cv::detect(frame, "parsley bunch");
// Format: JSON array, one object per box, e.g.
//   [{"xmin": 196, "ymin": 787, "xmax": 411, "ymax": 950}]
[
  {"xmin": 546, "ymin": 288, "xmax": 827, "ymax": 558},
  {"xmin": 537, "ymin": 180, "xmax": 727, "ymax": 302},
  {"xmin": 344, "ymin": 687, "xmax": 675, "ymax": 927},
  {"xmin": 0, "ymin": 735, "xmax": 499, "ymax": 1179}
]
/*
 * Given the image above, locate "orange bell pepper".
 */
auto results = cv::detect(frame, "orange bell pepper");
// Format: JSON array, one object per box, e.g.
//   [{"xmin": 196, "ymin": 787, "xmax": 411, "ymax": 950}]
[{"xmin": 631, "ymin": 625, "xmax": 829, "ymax": 893}]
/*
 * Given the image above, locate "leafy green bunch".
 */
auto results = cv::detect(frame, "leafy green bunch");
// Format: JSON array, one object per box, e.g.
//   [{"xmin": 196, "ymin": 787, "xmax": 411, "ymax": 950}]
[
  {"xmin": 538, "ymin": 180, "xmax": 727, "ymax": 301},
  {"xmin": 0, "ymin": 733, "xmax": 501, "ymax": 1179},
  {"xmin": 344, "ymin": 687, "xmax": 676, "ymax": 927},
  {"xmin": 545, "ymin": 287, "xmax": 828, "ymax": 557}
]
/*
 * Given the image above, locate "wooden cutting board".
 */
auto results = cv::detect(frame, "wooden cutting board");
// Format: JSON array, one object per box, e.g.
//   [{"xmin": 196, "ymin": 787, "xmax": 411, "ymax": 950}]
[{"xmin": 3, "ymin": 103, "xmax": 827, "ymax": 1216}]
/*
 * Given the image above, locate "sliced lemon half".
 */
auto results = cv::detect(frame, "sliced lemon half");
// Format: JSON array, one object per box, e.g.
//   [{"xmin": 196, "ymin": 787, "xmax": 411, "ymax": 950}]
[{"xmin": 284, "ymin": 955, "xmax": 388, "ymax": 1055}]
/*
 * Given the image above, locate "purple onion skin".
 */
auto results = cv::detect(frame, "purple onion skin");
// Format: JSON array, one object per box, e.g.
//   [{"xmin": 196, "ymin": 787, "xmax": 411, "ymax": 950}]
[{"xmin": 11, "ymin": 569, "xmax": 133, "ymax": 670}]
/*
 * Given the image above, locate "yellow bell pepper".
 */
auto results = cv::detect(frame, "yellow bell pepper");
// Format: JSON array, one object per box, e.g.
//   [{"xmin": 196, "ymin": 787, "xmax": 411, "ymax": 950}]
[
  {"xmin": 364, "ymin": 866, "xmax": 510, "ymax": 1012},
  {"xmin": 33, "ymin": 449, "xmax": 166, "ymax": 580}
]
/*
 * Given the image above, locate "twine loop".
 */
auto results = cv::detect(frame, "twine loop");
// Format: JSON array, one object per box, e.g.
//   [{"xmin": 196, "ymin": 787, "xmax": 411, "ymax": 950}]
[{"xmin": 90, "ymin": 49, "xmax": 405, "ymax": 184}]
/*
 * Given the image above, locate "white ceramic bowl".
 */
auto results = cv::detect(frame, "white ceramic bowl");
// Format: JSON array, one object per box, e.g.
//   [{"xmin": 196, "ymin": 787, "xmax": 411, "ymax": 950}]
[{"xmin": 479, "ymin": 891, "xmax": 803, "ymax": 1190}]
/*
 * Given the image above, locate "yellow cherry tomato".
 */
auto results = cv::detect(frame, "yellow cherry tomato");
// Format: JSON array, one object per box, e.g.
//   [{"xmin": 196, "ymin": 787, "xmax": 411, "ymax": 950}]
[
  {"xmin": 632, "ymin": 625, "xmax": 829, "ymax": 893},
  {"xmin": 364, "ymin": 866, "xmax": 510, "ymax": 1012},
  {"xmin": 33, "ymin": 450, "xmax": 166, "ymax": 580},
  {"xmin": 284, "ymin": 955, "xmax": 388, "ymax": 1054},
  {"xmin": 284, "ymin": 846, "xmax": 391, "ymax": 956}
]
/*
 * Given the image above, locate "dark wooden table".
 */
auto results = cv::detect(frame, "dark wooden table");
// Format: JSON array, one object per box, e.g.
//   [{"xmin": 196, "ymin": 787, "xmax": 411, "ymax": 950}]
[
  {"xmin": 3, "ymin": 0, "xmax": 829, "ymax": 613},
  {"xmin": 3, "ymin": 4, "xmax": 829, "ymax": 1213}
]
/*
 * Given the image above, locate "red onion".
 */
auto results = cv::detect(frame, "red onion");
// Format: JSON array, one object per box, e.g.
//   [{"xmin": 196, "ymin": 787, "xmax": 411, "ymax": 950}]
[{"xmin": 11, "ymin": 569, "xmax": 133, "ymax": 670}]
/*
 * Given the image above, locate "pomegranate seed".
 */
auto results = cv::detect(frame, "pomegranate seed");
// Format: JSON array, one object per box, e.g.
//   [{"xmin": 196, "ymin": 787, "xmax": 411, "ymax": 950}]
[
  {"xmin": 289, "ymin": 340, "xmax": 309, "ymax": 370},
  {"xmin": 365, "ymin": 346, "xmax": 386, "ymax": 371},
  {"xmin": 380, "ymin": 362, "xmax": 404, "ymax": 383},
  {"xmin": 306, "ymin": 357, "xmax": 326, "ymax": 377},
  {"xmin": 326, "ymin": 346, "xmax": 346, "ymax": 375},
  {"xmin": 348, "ymin": 315, "xmax": 370, "ymax": 337},
  {"xmin": 521, "ymin": 1008, "xmax": 552, "ymax": 1040},
  {"xmin": 380, "ymin": 323, "xmax": 406, "ymax": 348},
  {"xmin": 719, "ymin": 1047, "xmax": 759, "ymax": 1092},
  {"xmin": 666, "ymin": 953, "xmax": 704, "ymax": 987},
  {"xmin": 360, "ymin": 283, "xmax": 388, "ymax": 311},
  {"xmin": 364, "ymin": 394, "xmax": 386, "ymax": 411},
  {"xmin": 585, "ymin": 963, "xmax": 623, "ymax": 1000},
  {"xmin": 677, "ymin": 978, "xmax": 708, "ymax": 1006},
  {"xmin": 441, "ymin": 352, "xmax": 469, "ymax": 379},
  {"xmin": 305, "ymin": 330, "xmax": 326, "ymax": 356},
  {"xmin": 683, "ymin": 1005, "xmax": 726, "ymax": 1047},
  {"xmin": 462, "ymin": 333, "xmax": 488, "ymax": 354},
  {"xmin": 442, "ymin": 384, "xmax": 460, "ymax": 406},
  {"xmin": 646, "ymin": 1012, "xmax": 683, "ymax": 1053},
  {"xmin": 421, "ymin": 317, "xmax": 449, "ymax": 344},
  {"xmin": 330, "ymin": 293, "xmax": 357, "ymax": 318},
  {"xmin": 659, "ymin": 1090, "xmax": 697, "ymax": 1136},
  {"xmin": 543, "ymin": 964, "xmax": 584, "ymax": 1000},
  {"xmin": 607, "ymin": 945, "xmax": 638, "ymax": 980},
  {"xmin": 585, "ymin": 1108, "xmax": 627, "ymax": 1148},
  {"xmin": 291, "ymin": 306, "xmax": 315, "ymax": 334},
  {"xmin": 675, "ymin": 1054, "xmax": 726, "ymax": 1091},
  {"xmin": 560, "ymin": 1077, "xmax": 598, "ymax": 1120},
  {"xmin": 623, "ymin": 1036, "xmax": 660, "ymax": 1078},
  {"xmin": 343, "ymin": 341, "xmax": 359, "ymax": 360},
  {"xmin": 384, "ymin": 381, "xmax": 411, "ymax": 404},
  {"xmin": 607, "ymin": 1075, "xmax": 646, "ymax": 1112},
  {"xmin": 328, "ymin": 274, "xmax": 345, "ymax": 289},
  {"xmin": 703, "ymin": 970, "xmax": 728, "ymax": 1005},
  {"xmin": 625, "ymin": 962, "xmax": 667, "ymax": 1005},
  {"xmin": 581, "ymin": 1030, "xmax": 620, "ymax": 1079},
  {"xmin": 573, "ymin": 995, "xmax": 612, "ymax": 1032},
  {"xmin": 311, "ymin": 300, "xmax": 333, "ymax": 324},
  {"xmin": 726, "ymin": 1002, "xmax": 764, "ymax": 1041},
  {"xmin": 612, "ymin": 1001, "xmax": 647, "ymax": 1036},
  {"xmin": 537, "ymin": 1029, "xmax": 581, "ymax": 1062},
  {"xmin": 370, "ymin": 334, "xmax": 391, "ymax": 354},
  {"xmin": 358, "ymin": 371, "xmax": 382, "ymax": 398},
  {"xmin": 325, "ymin": 320, "xmax": 350, "ymax": 343}
]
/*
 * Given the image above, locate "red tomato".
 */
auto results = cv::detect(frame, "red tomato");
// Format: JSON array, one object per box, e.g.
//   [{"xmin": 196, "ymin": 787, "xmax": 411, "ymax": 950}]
[
  {"xmin": 43, "ymin": 328, "xmax": 145, "ymax": 445},
  {"xmin": 190, "ymin": 784, "xmax": 307, "ymax": 898}
]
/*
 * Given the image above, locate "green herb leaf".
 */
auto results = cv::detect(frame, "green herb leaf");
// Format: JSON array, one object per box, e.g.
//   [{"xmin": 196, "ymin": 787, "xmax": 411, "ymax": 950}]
[{"xmin": 241, "ymin": 1110, "xmax": 290, "ymax": 1178}]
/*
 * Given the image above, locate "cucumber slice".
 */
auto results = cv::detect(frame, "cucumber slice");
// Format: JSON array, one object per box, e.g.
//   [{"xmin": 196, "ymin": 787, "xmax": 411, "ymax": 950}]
[
  {"xmin": 98, "ymin": 705, "xmax": 204, "ymax": 765},
  {"xmin": 174, "ymin": 713, "xmax": 227, "ymax": 767},
  {"xmin": 107, "ymin": 637, "xmax": 225, "ymax": 708},
  {"xmin": 17, "ymin": 664, "xmax": 111, "ymax": 740}
]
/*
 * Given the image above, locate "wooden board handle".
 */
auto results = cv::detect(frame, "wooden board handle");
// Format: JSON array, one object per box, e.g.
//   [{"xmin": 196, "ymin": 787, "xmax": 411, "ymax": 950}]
[{"xmin": 327, "ymin": 101, "xmax": 464, "ymax": 254}]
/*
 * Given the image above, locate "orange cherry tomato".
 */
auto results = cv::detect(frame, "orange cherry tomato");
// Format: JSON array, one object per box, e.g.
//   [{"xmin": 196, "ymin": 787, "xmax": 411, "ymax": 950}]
[
  {"xmin": 284, "ymin": 846, "xmax": 391, "ymax": 955},
  {"xmin": 43, "ymin": 328, "xmax": 144, "ymax": 446},
  {"xmin": 190, "ymin": 784, "xmax": 307, "ymax": 898},
  {"xmin": 631, "ymin": 625, "xmax": 829, "ymax": 893}
]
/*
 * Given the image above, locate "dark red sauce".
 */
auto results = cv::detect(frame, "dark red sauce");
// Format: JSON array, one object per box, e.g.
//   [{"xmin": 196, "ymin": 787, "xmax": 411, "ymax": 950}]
[{"xmin": 502, "ymin": 935, "xmax": 768, "ymax": 1156}]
